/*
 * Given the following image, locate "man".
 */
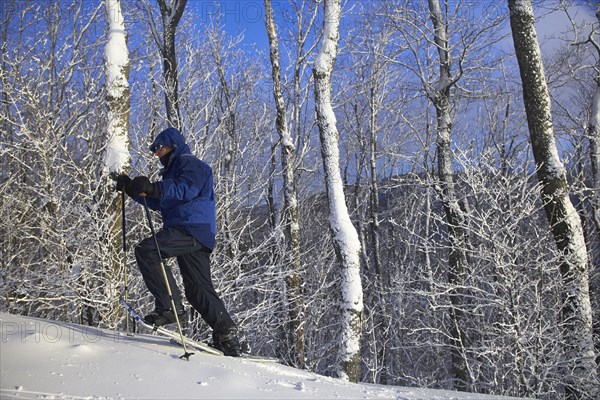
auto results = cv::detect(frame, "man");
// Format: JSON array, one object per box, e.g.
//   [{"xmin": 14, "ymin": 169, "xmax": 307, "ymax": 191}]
[{"xmin": 115, "ymin": 127, "xmax": 241, "ymax": 357}]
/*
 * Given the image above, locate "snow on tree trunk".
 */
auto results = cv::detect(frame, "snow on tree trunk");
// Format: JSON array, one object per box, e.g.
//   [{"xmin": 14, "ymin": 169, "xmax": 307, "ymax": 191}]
[
  {"xmin": 508, "ymin": 1, "xmax": 599, "ymax": 398},
  {"xmin": 313, "ymin": 0, "xmax": 363, "ymax": 383},
  {"xmin": 264, "ymin": 0, "xmax": 305, "ymax": 369},
  {"xmin": 101, "ymin": 0, "xmax": 131, "ymax": 328},
  {"xmin": 102, "ymin": 0, "xmax": 130, "ymax": 175}
]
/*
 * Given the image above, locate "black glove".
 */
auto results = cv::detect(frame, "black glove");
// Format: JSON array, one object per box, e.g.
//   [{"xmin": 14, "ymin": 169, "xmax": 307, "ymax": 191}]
[
  {"xmin": 111, "ymin": 173, "xmax": 132, "ymax": 192},
  {"xmin": 125, "ymin": 176, "xmax": 160, "ymax": 198}
]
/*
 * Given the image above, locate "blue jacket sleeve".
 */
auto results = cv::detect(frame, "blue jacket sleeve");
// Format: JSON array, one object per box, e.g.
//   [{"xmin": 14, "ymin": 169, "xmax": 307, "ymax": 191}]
[{"xmin": 158, "ymin": 158, "xmax": 210, "ymax": 202}]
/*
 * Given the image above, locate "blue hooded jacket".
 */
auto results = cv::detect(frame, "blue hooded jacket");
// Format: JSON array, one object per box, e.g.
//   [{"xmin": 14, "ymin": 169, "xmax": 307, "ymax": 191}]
[{"xmin": 136, "ymin": 128, "xmax": 217, "ymax": 250}]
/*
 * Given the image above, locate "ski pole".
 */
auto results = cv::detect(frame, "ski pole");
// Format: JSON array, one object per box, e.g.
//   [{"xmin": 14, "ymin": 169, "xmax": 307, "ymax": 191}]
[
  {"xmin": 141, "ymin": 195, "xmax": 193, "ymax": 361},
  {"xmin": 121, "ymin": 190, "xmax": 132, "ymax": 336}
]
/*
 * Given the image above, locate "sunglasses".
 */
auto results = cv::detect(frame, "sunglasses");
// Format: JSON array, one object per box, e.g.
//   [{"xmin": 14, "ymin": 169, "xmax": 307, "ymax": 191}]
[{"xmin": 150, "ymin": 143, "xmax": 164, "ymax": 153}]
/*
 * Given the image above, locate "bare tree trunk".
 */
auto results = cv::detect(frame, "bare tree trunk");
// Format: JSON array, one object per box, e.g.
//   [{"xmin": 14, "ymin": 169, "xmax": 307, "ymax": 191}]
[
  {"xmin": 313, "ymin": 0, "xmax": 363, "ymax": 383},
  {"xmin": 158, "ymin": 0, "xmax": 185, "ymax": 129},
  {"xmin": 363, "ymin": 31, "xmax": 389, "ymax": 383},
  {"xmin": 588, "ymin": 2, "xmax": 600, "ymax": 367},
  {"xmin": 590, "ymin": 7, "xmax": 600, "ymax": 207},
  {"xmin": 368, "ymin": 84, "xmax": 383, "ymax": 280},
  {"xmin": 142, "ymin": 0, "xmax": 186, "ymax": 129},
  {"xmin": 591, "ymin": 62, "xmax": 600, "ymax": 224},
  {"xmin": 427, "ymin": 0, "xmax": 469, "ymax": 390},
  {"xmin": 210, "ymin": 34, "xmax": 238, "ymax": 263},
  {"xmin": 509, "ymin": 1, "xmax": 598, "ymax": 398},
  {"xmin": 0, "ymin": 0, "xmax": 17, "ymax": 314},
  {"xmin": 264, "ymin": 0, "xmax": 305, "ymax": 369}
]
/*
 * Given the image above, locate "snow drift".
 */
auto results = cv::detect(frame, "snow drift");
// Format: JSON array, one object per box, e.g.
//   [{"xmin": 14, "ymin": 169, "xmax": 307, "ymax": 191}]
[{"xmin": 0, "ymin": 312, "xmax": 528, "ymax": 399}]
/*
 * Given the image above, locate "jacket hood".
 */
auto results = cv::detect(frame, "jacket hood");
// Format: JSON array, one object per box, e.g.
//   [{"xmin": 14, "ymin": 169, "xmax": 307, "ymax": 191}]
[
  {"xmin": 150, "ymin": 127, "xmax": 186, "ymax": 151},
  {"xmin": 151, "ymin": 128, "xmax": 192, "ymax": 174}
]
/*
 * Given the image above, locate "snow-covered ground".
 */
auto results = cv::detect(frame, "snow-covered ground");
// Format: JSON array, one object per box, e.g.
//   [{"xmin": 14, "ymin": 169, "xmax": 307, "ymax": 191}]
[{"xmin": 1, "ymin": 312, "xmax": 528, "ymax": 400}]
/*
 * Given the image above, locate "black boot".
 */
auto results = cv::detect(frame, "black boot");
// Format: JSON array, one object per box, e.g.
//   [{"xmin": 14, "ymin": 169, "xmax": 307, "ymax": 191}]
[
  {"xmin": 144, "ymin": 308, "xmax": 186, "ymax": 327},
  {"xmin": 212, "ymin": 329, "xmax": 242, "ymax": 357}
]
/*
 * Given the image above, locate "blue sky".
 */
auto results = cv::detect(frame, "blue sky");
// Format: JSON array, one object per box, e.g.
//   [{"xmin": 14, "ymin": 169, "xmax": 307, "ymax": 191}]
[
  {"xmin": 187, "ymin": 0, "xmax": 270, "ymax": 50},
  {"xmin": 183, "ymin": 0, "xmax": 598, "ymax": 55}
]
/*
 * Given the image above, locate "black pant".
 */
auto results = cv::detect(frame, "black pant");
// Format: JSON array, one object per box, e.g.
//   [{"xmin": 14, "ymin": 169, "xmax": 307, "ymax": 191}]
[{"xmin": 134, "ymin": 227, "xmax": 236, "ymax": 336}]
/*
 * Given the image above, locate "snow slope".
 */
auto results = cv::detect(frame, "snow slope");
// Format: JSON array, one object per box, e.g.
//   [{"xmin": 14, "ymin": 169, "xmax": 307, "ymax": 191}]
[{"xmin": 1, "ymin": 312, "xmax": 528, "ymax": 400}]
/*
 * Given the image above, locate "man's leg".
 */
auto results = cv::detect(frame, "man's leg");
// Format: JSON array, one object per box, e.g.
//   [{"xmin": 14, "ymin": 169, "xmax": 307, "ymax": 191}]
[
  {"xmin": 134, "ymin": 228, "xmax": 191, "ymax": 313},
  {"xmin": 177, "ymin": 248, "xmax": 236, "ymax": 333},
  {"xmin": 177, "ymin": 246, "xmax": 241, "ymax": 356}
]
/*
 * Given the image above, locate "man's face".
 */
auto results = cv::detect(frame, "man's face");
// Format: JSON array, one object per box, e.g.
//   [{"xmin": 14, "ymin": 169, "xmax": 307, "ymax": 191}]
[{"xmin": 152, "ymin": 144, "xmax": 173, "ymax": 158}]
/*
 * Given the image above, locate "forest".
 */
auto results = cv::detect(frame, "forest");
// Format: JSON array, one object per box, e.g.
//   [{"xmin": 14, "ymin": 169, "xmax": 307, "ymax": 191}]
[{"xmin": 1, "ymin": 0, "xmax": 598, "ymax": 399}]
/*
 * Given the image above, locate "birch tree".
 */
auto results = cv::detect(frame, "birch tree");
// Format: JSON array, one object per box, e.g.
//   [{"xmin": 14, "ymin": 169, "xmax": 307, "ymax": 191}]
[
  {"xmin": 101, "ymin": 0, "xmax": 131, "ymax": 325},
  {"xmin": 313, "ymin": 0, "xmax": 363, "ymax": 382},
  {"xmin": 548, "ymin": 0, "xmax": 600, "ymax": 360},
  {"xmin": 103, "ymin": 0, "xmax": 130, "ymax": 176},
  {"xmin": 264, "ymin": 0, "xmax": 305, "ymax": 369},
  {"xmin": 585, "ymin": 14, "xmax": 600, "ymax": 262},
  {"xmin": 508, "ymin": 1, "xmax": 599, "ymax": 398}
]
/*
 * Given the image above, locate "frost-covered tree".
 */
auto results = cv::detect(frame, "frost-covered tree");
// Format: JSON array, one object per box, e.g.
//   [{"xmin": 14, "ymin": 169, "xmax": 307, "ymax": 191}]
[
  {"xmin": 544, "ymin": 0, "xmax": 600, "ymax": 362},
  {"xmin": 424, "ymin": 0, "xmax": 469, "ymax": 388},
  {"xmin": 587, "ymin": 6, "xmax": 600, "ymax": 217},
  {"xmin": 103, "ymin": 0, "xmax": 130, "ymax": 176},
  {"xmin": 0, "ymin": 0, "xmax": 126, "ymax": 326},
  {"xmin": 264, "ymin": 0, "xmax": 305, "ymax": 369},
  {"xmin": 381, "ymin": 0, "xmax": 506, "ymax": 389},
  {"xmin": 101, "ymin": 0, "xmax": 131, "ymax": 327},
  {"xmin": 584, "ymin": 3, "xmax": 600, "ymax": 255},
  {"xmin": 588, "ymin": 1, "xmax": 600, "ymax": 360},
  {"xmin": 509, "ymin": 0, "xmax": 599, "ymax": 398},
  {"xmin": 313, "ymin": 0, "xmax": 363, "ymax": 382},
  {"xmin": 336, "ymin": 3, "xmax": 408, "ymax": 383}
]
